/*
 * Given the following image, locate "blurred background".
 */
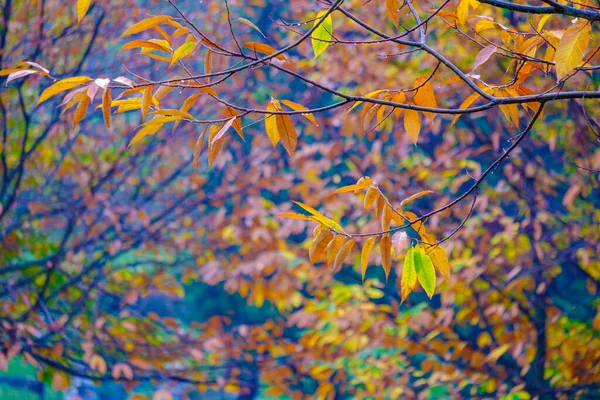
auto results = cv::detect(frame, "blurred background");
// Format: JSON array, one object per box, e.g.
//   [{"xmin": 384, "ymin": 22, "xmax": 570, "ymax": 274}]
[{"xmin": 0, "ymin": 0, "xmax": 599, "ymax": 399}]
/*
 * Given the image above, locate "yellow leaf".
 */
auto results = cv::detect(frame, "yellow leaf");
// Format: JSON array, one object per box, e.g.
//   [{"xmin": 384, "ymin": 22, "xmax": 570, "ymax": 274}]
[
  {"xmin": 401, "ymin": 247, "xmax": 417, "ymax": 302},
  {"xmin": 309, "ymin": 229, "xmax": 334, "ymax": 264},
  {"xmin": 391, "ymin": 91, "xmax": 406, "ymax": 119},
  {"xmin": 332, "ymin": 238, "xmax": 356, "ymax": 274},
  {"xmin": 425, "ymin": 243, "xmax": 450, "ymax": 278},
  {"xmin": 150, "ymin": 109, "xmax": 193, "ymax": 119},
  {"xmin": 451, "ymin": 92, "xmax": 480, "ymax": 127},
  {"xmin": 380, "ymin": 234, "xmax": 392, "ymax": 281},
  {"xmin": 128, "ymin": 123, "xmax": 163, "ymax": 146},
  {"xmin": 413, "ymin": 78, "xmax": 437, "ymax": 119},
  {"xmin": 37, "ymin": 76, "xmax": 92, "ymax": 105},
  {"xmin": 244, "ymin": 42, "xmax": 287, "ymax": 61},
  {"xmin": 122, "ymin": 16, "xmax": 173, "ymax": 37},
  {"xmin": 361, "ymin": 236, "xmax": 376, "ymax": 282},
  {"xmin": 276, "ymin": 114, "xmax": 297, "ymax": 155},
  {"xmin": 457, "ymin": 0, "xmax": 470, "ymax": 26},
  {"xmin": 403, "ymin": 108, "xmax": 421, "ymax": 144},
  {"xmin": 141, "ymin": 85, "xmax": 152, "ymax": 122},
  {"xmin": 330, "ymin": 176, "xmax": 373, "ymax": 194},
  {"xmin": 280, "ymin": 99, "xmax": 317, "ymax": 126},
  {"xmin": 326, "ymin": 236, "xmax": 345, "ymax": 265},
  {"xmin": 363, "ymin": 186, "xmax": 379, "ymax": 210},
  {"xmin": 401, "ymin": 190, "xmax": 434, "ymax": 207},
  {"xmin": 265, "ymin": 101, "xmax": 280, "ymax": 146},
  {"xmin": 277, "ymin": 211, "xmax": 312, "ymax": 221},
  {"xmin": 73, "ymin": 95, "xmax": 90, "ymax": 128},
  {"xmin": 554, "ymin": 19, "xmax": 590, "ymax": 81},
  {"xmin": 381, "ymin": 205, "xmax": 392, "ymax": 231},
  {"xmin": 76, "ymin": 0, "xmax": 91, "ymax": 23},
  {"xmin": 347, "ymin": 89, "xmax": 384, "ymax": 113},
  {"xmin": 102, "ymin": 88, "xmax": 111, "ymax": 128},
  {"xmin": 170, "ymin": 42, "xmax": 195, "ymax": 68},
  {"xmin": 120, "ymin": 40, "xmax": 171, "ymax": 53},
  {"xmin": 486, "ymin": 344, "xmax": 510, "ymax": 364}
]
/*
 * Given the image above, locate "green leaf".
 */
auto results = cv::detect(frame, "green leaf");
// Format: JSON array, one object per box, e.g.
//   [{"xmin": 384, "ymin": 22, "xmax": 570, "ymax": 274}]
[
  {"xmin": 311, "ymin": 10, "xmax": 333, "ymax": 58},
  {"xmin": 415, "ymin": 246, "xmax": 436, "ymax": 298}
]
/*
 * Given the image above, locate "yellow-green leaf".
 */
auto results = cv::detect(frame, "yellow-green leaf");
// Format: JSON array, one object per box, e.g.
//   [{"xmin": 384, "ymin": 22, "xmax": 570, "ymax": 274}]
[
  {"xmin": 311, "ymin": 9, "xmax": 333, "ymax": 58},
  {"xmin": 292, "ymin": 201, "xmax": 343, "ymax": 231},
  {"xmin": 37, "ymin": 76, "xmax": 92, "ymax": 105},
  {"xmin": 170, "ymin": 42, "xmax": 195, "ymax": 68},
  {"xmin": 554, "ymin": 19, "xmax": 590, "ymax": 81},
  {"xmin": 415, "ymin": 246, "xmax": 436, "ymax": 298},
  {"xmin": 401, "ymin": 246, "xmax": 417, "ymax": 302}
]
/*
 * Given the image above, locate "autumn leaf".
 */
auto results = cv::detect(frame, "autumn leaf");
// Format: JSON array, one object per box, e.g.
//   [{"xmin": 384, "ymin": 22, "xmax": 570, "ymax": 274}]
[
  {"xmin": 401, "ymin": 246, "xmax": 417, "ymax": 302},
  {"xmin": 280, "ymin": 99, "xmax": 317, "ymax": 126},
  {"xmin": 413, "ymin": 78, "xmax": 437, "ymax": 119},
  {"xmin": 331, "ymin": 176, "xmax": 373, "ymax": 195},
  {"xmin": 276, "ymin": 114, "xmax": 297, "ymax": 155},
  {"xmin": 292, "ymin": 201, "xmax": 343, "ymax": 231},
  {"xmin": 170, "ymin": 42, "xmax": 195, "ymax": 68},
  {"xmin": 237, "ymin": 18, "xmax": 265, "ymax": 37},
  {"xmin": 76, "ymin": 0, "xmax": 91, "ymax": 23},
  {"xmin": 415, "ymin": 246, "xmax": 436, "ymax": 298},
  {"xmin": 122, "ymin": 16, "xmax": 173, "ymax": 36},
  {"xmin": 37, "ymin": 76, "xmax": 92, "ymax": 105},
  {"xmin": 309, "ymin": 229, "xmax": 334, "ymax": 264},
  {"xmin": 361, "ymin": 236, "xmax": 376, "ymax": 282},
  {"xmin": 312, "ymin": 9, "xmax": 333, "ymax": 58},
  {"xmin": 332, "ymin": 238, "xmax": 356, "ymax": 274},
  {"xmin": 554, "ymin": 19, "xmax": 590, "ymax": 81},
  {"xmin": 380, "ymin": 234, "xmax": 392, "ymax": 281},
  {"xmin": 102, "ymin": 88, "xmax": 111, "ymax": 128},
  {"xmin": 363, "ymin": 186, "xmax": 379, "ymax": 210},
  {"xmin": 403, "ymin": 108, "xmax": 421, "ymax": 144},
  {"xmin": 244, "ymin": 42, "xmax": 287, "ymax": 61},
  {"xmin": 400, "ymin": 190, "xmax": 434, "ymax": 207}
]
